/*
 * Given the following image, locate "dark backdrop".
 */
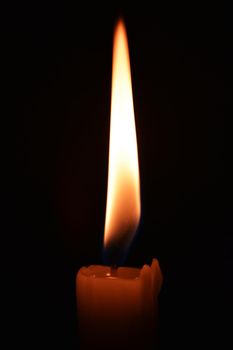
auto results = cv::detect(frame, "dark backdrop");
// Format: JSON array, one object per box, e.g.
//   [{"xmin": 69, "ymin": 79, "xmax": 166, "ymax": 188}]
[{"xmin": 2, "ymin": 3, "xmax": 230, "ymax": 349}]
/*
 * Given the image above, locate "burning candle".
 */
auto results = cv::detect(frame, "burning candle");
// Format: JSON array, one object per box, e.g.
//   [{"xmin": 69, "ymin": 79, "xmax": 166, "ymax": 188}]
[{"xmin": 76, "ymin": 19, "xmax": 163, "ymax": 349}]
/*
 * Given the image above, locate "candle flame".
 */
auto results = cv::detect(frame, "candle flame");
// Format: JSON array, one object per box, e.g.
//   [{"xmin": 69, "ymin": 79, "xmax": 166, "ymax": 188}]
[{"xmin": 104, "ymin": 19, "xmax": 140, "ymax": 261}]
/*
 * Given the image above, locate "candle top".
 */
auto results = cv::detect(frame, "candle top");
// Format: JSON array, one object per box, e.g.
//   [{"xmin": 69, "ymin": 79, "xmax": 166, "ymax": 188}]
[
  {"xmin": 77, "ymin": 259, "xmax": 163, "ymax": 300},
  {"xmin": 80, "ymin": 265, "xmax": 140, "ymax": 280}
]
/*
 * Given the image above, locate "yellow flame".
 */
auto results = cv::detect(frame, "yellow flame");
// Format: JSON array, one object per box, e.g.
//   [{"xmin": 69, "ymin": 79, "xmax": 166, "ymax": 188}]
[{"xmin": 104, "ymin": 19, "xmax": 141, "ymax": 250}]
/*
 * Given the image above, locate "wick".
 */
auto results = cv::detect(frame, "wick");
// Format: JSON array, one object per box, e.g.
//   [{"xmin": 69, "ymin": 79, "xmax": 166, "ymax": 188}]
[{"xmin": 110, "ymin": 264, "xmax": 118, "ymax": 277}]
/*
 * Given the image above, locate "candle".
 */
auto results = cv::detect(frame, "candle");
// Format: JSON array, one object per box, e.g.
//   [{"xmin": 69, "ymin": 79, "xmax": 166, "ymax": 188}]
[
  {"xmin": 76, "ymin": 19, "xmax": 163, "ymax": 349},
  {"xmin": 77, "ymin": 260, "xmax": 162, "ymax": 349}
]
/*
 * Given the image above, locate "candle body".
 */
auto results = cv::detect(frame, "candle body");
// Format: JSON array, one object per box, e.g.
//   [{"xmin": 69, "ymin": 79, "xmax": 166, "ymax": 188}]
[{"xmin": 76, "ymin": 259, "xmax": 162, "ymax": 350}]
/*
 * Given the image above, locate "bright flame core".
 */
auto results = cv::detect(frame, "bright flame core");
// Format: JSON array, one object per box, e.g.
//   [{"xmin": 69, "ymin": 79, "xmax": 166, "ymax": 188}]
[{"xmin": 104, "ymin": 20, "xmax": 141, "ymax": 254}]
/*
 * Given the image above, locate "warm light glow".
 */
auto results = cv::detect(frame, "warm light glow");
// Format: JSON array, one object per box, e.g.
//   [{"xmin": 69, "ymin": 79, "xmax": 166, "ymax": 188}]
[{"xmin": 104, "ymin": 19, "xmax": 141, "ymax": 252}]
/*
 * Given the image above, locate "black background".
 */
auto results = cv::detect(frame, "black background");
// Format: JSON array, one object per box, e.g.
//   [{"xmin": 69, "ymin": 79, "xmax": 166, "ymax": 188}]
[{"xmin": 2, "ymin": 2, "xmax": 231, "ymax": 349}]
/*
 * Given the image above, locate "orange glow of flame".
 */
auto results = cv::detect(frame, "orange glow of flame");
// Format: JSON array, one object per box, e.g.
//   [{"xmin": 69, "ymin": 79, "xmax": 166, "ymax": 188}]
[{"xmin": 104, "ymin": 19, "xmax": 141, "ymax": 252}]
